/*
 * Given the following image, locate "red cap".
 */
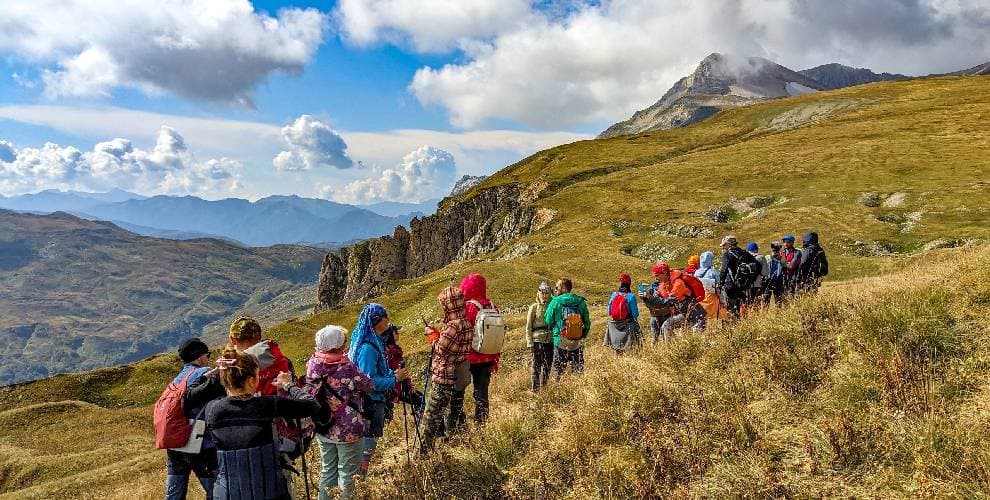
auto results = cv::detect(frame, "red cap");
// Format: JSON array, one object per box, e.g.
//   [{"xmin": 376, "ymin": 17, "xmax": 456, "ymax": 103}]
[
  {"xmin": 619, "ymin": 273, "xmax": 631, "ymax": 285},
  {"xmin": 652, "ymin": 261, "xmax": 670, "ymax": 275}
]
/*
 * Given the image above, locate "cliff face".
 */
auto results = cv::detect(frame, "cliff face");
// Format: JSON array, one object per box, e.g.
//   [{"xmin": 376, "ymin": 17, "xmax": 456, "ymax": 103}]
[{"xmin": 315, "ymin": 184, "xmax": 539, "ymax": 310}]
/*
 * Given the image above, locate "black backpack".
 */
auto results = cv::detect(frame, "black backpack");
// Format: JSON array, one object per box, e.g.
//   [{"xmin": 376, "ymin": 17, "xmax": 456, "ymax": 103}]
[{"xmin": 730, "ymin": 247, "xmax": 761, "ymax": 289}]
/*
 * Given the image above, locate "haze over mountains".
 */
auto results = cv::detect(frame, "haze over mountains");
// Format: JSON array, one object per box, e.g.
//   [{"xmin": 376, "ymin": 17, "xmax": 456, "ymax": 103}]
[
  {"xmin": 600, "ymin": 53, "xmax": 989, "ymax": 138},
  {"xmin": 0, "ymin": 189, "xmax": 438, "ymax": 247}
]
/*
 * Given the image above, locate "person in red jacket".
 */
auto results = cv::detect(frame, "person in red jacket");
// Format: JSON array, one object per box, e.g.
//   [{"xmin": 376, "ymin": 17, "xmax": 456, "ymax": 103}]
[{"xmin": 460, "ymin": 273, "xmax": 499, "ymax": 425}]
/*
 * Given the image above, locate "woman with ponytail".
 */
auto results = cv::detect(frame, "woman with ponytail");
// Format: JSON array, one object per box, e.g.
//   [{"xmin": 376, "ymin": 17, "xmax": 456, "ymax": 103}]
[
  {"xmin": 349, "ymin": 303, "xmax": 409, "ymax": 478},
  {"xmin": 205, "ymin": 346, "xmax": 319, "ymax": 500}
]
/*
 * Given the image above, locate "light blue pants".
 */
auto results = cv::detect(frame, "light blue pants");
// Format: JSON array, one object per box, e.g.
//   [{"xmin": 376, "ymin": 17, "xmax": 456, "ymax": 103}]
[{"xmin": 316, "ymin": 435, "xmax": 363, "ymax": 500}]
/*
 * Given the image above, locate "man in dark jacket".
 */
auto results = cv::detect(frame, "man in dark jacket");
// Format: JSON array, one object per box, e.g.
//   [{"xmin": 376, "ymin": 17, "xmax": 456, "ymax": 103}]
[
  {"xmin": 165, "ymin": 338, "xmax": 218, "ymax": 500},
  {"xmin": 798, "ymin": 232, "xmax": 829, "ymax": 293},
  {"xmin": 718, "ymin": 235, "xmax": 750, "ymax": 318}
]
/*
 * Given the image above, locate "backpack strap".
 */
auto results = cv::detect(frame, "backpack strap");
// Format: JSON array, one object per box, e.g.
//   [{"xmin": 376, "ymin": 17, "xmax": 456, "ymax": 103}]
[{"xmin": 321, "ymin": 379, "xmax": 363, "ymax": 415}]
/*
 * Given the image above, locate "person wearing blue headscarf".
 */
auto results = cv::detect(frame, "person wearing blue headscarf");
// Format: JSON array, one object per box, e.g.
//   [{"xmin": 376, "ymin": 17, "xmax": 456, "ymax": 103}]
[{"xmin": 349, "ymin": 303, "xmax": 409, "ymax": 478}]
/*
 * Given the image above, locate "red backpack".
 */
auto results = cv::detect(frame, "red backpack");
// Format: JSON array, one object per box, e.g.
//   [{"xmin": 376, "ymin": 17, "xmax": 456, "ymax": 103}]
[
  {"xmin": 153, "ymin": 370, "xmax": 197, "ymax": 449},
  {"xmin": 677, "ymin": 273, "xmax": 707, "ymax": 301},
  {"xmin": 608, "ymin": 292, "xmax": 631, "ymax": 321}
]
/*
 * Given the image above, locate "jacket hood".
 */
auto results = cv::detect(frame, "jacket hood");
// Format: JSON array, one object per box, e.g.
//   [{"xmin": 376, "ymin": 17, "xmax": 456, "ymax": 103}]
[
  {"xmin": 305, "ymin": 352, "xmax": 347, "ymax": 379},
  {"xmin": 460, "ymin": 273, "xmax": 488, "ymax": 302},
  {"xmin": 699, "ymin": 251, "xmax": 715, "ymax": 268},
  {"xmin": 439, "ymin": 286, "xmax": 467, "ymax": 323},
  {"xmin": 536, "ymin": 290, "xmax": 550, "ymax": 306},
  {"xmin": 554, "ymin": 292, "xmax": 586, "ymax": 307},
  {"xmin": 243, "ymin": 339, "xmax": 277, "ymax": 370},
  {"xmin": 803, "ymin": 232, "xmax": 819, "ymax": 246}
]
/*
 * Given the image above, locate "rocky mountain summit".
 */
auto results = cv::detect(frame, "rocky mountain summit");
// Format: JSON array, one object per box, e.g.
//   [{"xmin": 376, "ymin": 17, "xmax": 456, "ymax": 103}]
[
  {"xmin": 600, "ymin": 53, "xmax": 826, "ymax": 138},
  {"xmin": 450, "ymin": 175, "xmax": 487, "ymax": 196},
  {"xmin": 798, "ymin": 63, "xmax": 908, "ymax": 89}
]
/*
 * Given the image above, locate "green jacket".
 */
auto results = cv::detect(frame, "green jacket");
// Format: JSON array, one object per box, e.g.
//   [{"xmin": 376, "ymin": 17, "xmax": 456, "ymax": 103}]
[{"xmin": 544, "ymin": 292, "xmax": 591, "ymax": 346}]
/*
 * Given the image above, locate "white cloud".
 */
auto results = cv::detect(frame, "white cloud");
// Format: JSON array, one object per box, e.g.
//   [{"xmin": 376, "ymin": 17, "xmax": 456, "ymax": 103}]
[
  {"xmin": 333, "ymin": 0, "xmax": 532, "ymax": 52},
  {"xmin": 273, "ymin": 115, "xmax": 353, "ymax": 171},
  {"xmin": 0, "ymin": 0, "xmax": 328, "ymax": 105},
  {"xmin": 406, "ymin": 0, "xmax": 990, "ymax": 129},
  {"xmin": 327, "ymin": 145, "xmax": 457, "ymax": 203},
  {"xmin": 0, "ymin": 127, "xmax": 241, "ymax": 196}
]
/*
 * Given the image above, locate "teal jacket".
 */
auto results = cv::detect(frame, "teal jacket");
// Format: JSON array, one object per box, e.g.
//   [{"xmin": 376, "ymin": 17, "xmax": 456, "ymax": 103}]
[{"xmin": 544, "ymin": 292, "xmax": 591, "ymax": 346}]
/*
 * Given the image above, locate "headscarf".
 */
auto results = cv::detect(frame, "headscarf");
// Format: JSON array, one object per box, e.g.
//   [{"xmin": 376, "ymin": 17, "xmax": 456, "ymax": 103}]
[{"xmin": 347, "ymin": 303, "xmax": 388, "ymax": 362}]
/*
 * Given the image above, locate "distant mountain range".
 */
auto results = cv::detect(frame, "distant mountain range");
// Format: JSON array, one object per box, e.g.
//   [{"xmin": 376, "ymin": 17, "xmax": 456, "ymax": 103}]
[
  {"xmin": 600, "ymin": 53, "xmax": 990, "ymax": 137},
  {"xmin": 0, "ymin": 190, "xmax": 440, "ymax": 247},
  {"xmin": 0, "ymin": 209, "xmax": 326, "ymax": 385}
]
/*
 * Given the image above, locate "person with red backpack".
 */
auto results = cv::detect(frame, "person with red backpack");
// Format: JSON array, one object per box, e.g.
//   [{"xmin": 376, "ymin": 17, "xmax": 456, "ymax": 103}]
[
  {"xmin": 642, "ymin": 262, "xmax": 707, "ymax": 341},
  {"xmin": 159, "ymin": 338, "xmax": 217, "ymax": 500},
  {"xmin": 604, "ymin": 273, "xmax": 641, "ymax": 353}
]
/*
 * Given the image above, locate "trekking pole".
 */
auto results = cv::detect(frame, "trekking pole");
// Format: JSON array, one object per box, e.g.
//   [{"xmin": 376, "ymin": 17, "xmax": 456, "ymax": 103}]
[
  {"xmin": 401, "ymin": 393, "xmax": 412, "ymax": 463},
  {"xmin": 296, "ymin": 419, "xmax": 313, "ymax": 500}
]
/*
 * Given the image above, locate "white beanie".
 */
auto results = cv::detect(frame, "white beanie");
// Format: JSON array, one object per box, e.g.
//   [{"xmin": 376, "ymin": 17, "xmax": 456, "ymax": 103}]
[{"xmin": 315, "ymin": 325, "xmax": 347, "ymax": 353}]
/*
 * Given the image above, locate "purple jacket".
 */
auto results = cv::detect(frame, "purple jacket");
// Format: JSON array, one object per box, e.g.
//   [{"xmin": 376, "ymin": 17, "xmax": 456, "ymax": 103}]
[{"xmin": 305, "ymin": 352, "xmax": 374, "ymax": 442}]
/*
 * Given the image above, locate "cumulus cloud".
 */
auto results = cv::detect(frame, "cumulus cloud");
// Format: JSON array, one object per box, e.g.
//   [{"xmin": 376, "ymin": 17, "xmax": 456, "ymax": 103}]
[
  {"xmin": 273, "ymin": 115, "xmax": 353, "ymax": 171},
  {"xmin": 404, "ymin": 0, "xmax": 990, "ymax": 129},
  {"xmin": 334, "ymin": 0, "xmax": 532, "ymax": 52},
  {"xmin": 0, "ymin": 127, "xmax": 241, "ymax": 196},
  {"xmin": 0, "ymin": 0, "xmax": 328, "ymax": 105},
  {"xmin": 327, "ymin": 145, "xmax": 457, "ymax": 203}
]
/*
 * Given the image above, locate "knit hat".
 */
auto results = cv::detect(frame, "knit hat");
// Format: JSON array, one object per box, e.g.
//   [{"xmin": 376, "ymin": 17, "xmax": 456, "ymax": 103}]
[
  {"xmin": 782, "ymin": 234, "xmax": 795, "ymax": 242},
  {"xmin": 229, "ymin": 316, "xmax": 262, "ymax": 340},
  {"xmin": 688, "ymin": 255, "xmax": 700, "ymax": 267},
  {"xmin": 720, "ymin": 235, "xmax": 738, "ymax": 247},
  {"xmin": 619, "ymin": 273, "xmax": 632, "ymax": 285},
  {"xmin": 315, "ymin": 325, "xmax": 347, "ymax": 353},
  {"xmin": 178, "ymin": 338, "xmax": 209, "ymax": 363},
  {"xmin": 746, "ymin": 242, "xmax": 759, "ymax": 252},
  {"xmin": 538, "ymin": 281, "xmax": 551, "ymax": 293}
]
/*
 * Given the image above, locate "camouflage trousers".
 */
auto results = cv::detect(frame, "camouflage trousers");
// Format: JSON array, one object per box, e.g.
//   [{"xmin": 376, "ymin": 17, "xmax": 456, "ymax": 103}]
[{"xmin": 417, "ymin": 382, "xmax": 465, "ymax": 455}]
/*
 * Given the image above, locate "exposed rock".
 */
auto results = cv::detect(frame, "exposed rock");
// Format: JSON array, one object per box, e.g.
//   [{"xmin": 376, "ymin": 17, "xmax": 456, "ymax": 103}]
[
  {"xmin": 450, "ymin": 175, "xmax": 487, "ymax": 196},
  {"xmin": 650, "ymin": 222, "xmax": 715, "ymax": 239},
  {"xmin": 857, "ymin": 192, "xmax": 882, "ymax": 207},
  {"xmin": 798, "ymin": 63, "xmax": 908, "ymax": 90},
  {"xmin": 315, "ymin": 184, "xmax": 537, "ymax": 310},
  {"xmin": 882, "ymin": 192, "xmax": 907, "ymax": 208},
  {"xmin": 499, "ymin": 242, "xmax": 534, "ymax": 261}
]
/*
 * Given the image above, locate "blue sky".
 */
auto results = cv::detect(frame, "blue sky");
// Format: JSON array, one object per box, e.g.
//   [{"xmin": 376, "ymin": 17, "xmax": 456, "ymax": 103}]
[{"xmin": 1, "ymin": 0, "xmax": 987, "ymax": 202}]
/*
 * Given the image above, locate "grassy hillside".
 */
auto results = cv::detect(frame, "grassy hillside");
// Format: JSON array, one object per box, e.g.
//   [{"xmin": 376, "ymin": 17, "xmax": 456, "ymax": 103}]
[{"xmin": 0, "ymin": 75, "xmax": 987, "ymax": 498}]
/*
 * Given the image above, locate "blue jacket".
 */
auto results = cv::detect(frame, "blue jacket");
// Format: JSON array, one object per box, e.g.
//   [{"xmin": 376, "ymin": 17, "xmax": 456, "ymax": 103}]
[
  {"xmin": 354, "ymin": 341, "xmax": 395, "ymax": 402},
  {"xmin": 606, "ymin": 291, "xmax": 639, "ymax": 319}
]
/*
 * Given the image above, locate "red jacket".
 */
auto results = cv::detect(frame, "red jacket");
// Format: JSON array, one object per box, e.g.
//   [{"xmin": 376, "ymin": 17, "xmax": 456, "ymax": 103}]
[{"xmin": 461, "ymin": 274, "xmax": 500, "ymax": 369}]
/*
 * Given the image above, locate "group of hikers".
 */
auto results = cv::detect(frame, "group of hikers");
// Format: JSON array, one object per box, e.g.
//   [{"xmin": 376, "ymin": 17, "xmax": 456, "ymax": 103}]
[{"xmin": 156, "ymin": 232, "xmax": 827, "ymax": 500}]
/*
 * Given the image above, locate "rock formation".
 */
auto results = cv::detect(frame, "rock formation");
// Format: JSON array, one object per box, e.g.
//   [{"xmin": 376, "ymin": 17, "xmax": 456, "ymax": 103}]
[{"xmin": 315, "ymin": 184, "xmax": 539, "ymax": 310}]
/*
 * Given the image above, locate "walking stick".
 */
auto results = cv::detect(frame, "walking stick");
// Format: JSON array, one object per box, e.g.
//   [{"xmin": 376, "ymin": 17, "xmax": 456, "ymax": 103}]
[
  {"xmin": 401, "ymin": 391, "xmax": 412, "ymax": 463},
  {"xmin": 295, "ymin": 419, "xmax": 313, "ymax": 500}
]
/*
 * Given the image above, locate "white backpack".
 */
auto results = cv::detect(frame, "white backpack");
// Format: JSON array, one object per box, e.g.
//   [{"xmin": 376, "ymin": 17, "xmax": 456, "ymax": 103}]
[{"xmin": 467, "ymin": 300, "xmax": 506, "ymax": 354}]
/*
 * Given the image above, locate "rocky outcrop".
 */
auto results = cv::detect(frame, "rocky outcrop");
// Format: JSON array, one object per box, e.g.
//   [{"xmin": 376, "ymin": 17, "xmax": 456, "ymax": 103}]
[
  {"xmin": 450, "ymin": 175, "xmax": 487, "ymax": 196},
  {"xmin": 315, "ymin": 184, "xmax": 540, "ymax": 310}
]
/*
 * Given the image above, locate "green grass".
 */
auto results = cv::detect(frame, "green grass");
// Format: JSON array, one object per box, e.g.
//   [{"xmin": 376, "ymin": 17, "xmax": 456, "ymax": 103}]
[{"xmin": 0, "ymin": 75, "xmax": 989, "ymax": 498}]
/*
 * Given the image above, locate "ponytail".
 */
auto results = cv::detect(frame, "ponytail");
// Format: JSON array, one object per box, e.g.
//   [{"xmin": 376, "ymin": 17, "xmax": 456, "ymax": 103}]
[{"xmin": 218, "ymin": 345, "xmax": 259, "ymax": 393}]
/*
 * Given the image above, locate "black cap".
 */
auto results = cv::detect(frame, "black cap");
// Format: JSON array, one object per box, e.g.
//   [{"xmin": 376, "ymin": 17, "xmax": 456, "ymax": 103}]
[{"xmin": 178, "ymin": 338, "xmax": 209, "ymax": 363}]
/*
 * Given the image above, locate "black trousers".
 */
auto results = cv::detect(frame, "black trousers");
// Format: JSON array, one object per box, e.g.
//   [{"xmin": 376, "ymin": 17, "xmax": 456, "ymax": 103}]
[
  {"xmin": 722, "ymin": 286, "xmax": 746, "ymax": 318},
  {"xmin": 762, "ymin": 278, "xmax": 785, "ymax": 306},
  {"xmin": 470, "ymin": 361, "xmax": 494, "ymax": 424},
  {"xmin": 531, "ymin": 343, "xmax": 554, "ymax": 392}
]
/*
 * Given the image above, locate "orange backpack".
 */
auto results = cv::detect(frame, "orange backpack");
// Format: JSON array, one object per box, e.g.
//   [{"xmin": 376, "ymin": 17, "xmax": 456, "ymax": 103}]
[{"xmin": 561, "ymin": 305, "xmax": 585, "ymax": 340}]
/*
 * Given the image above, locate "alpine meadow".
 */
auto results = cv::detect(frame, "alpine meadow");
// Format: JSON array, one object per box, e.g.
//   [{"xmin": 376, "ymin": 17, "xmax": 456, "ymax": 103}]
[{"xmin": 2, "ymin": 72, "xmax": 990, "ymax": 499}]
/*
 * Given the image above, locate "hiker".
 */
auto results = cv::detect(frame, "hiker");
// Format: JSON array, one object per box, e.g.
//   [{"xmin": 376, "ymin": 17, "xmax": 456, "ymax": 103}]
[
  {"xmin": 418, "ymin": 286, "xmax": 474, "ymax": 454},
  {"xmin": 544, "ymin": 278, "xmax": 591, "ymax": 380},
  {"xmin": 642, "ymin": 261, "xmax": 674, "ymax": 344},
  {"xmin": 461, "ymin": 273, "xmax": 500, "ymax": 425},
  {"xmin": 305, "ymin": 325, "xmax": 373, "ymax": 500},
  {"xmin": 762, "ymin": 242, "xmax": 786, "ymax": 306},
  {"xmin": 745, "ymin": 242, "xmax": 769, "ymax": 307},
  {"xmin": 780, "ymin": 234, "xmax": 803, "ymax": 296},
  {"xmin": 604, "ymin": 273, "xmax": 641, "ymax": 352},
  {"xmin": 526, "ymin": 281, "xmax": 554, "ymax": 392},
  {"xmin": 350, "ymin": 303, "xmax": 409, "ymax": 478},
  {"xmin": 641, "ymin": 263, "xmax": 707, "ymax": 340},
  {"xmin": 797, "ymin": 232, "xmax": 829, "ymax": 293},
  {"xmin": 226, "ymin": 316, "xmax": 305, "ymax": 461},
  {"xmin": 164, "ymin": 338, "xmax": 217, "ymax": 500},
  {"xmin": 694, "ymin": 251, "xmax": 726, "ymax": 321},
  {"xmin": 205, "ymin": 346, "xmax": 319, "ymax": 500},
  {"xmin": 684, "ymin": 255, "xmax": 700, "ymax": 275},
  {"xmin": 718, "ymin": 236, "xmax": 761, "ymax": 318},
  {"xmin": 380, "ymin": 324, "xmax": 424, "ymax": 426}
]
